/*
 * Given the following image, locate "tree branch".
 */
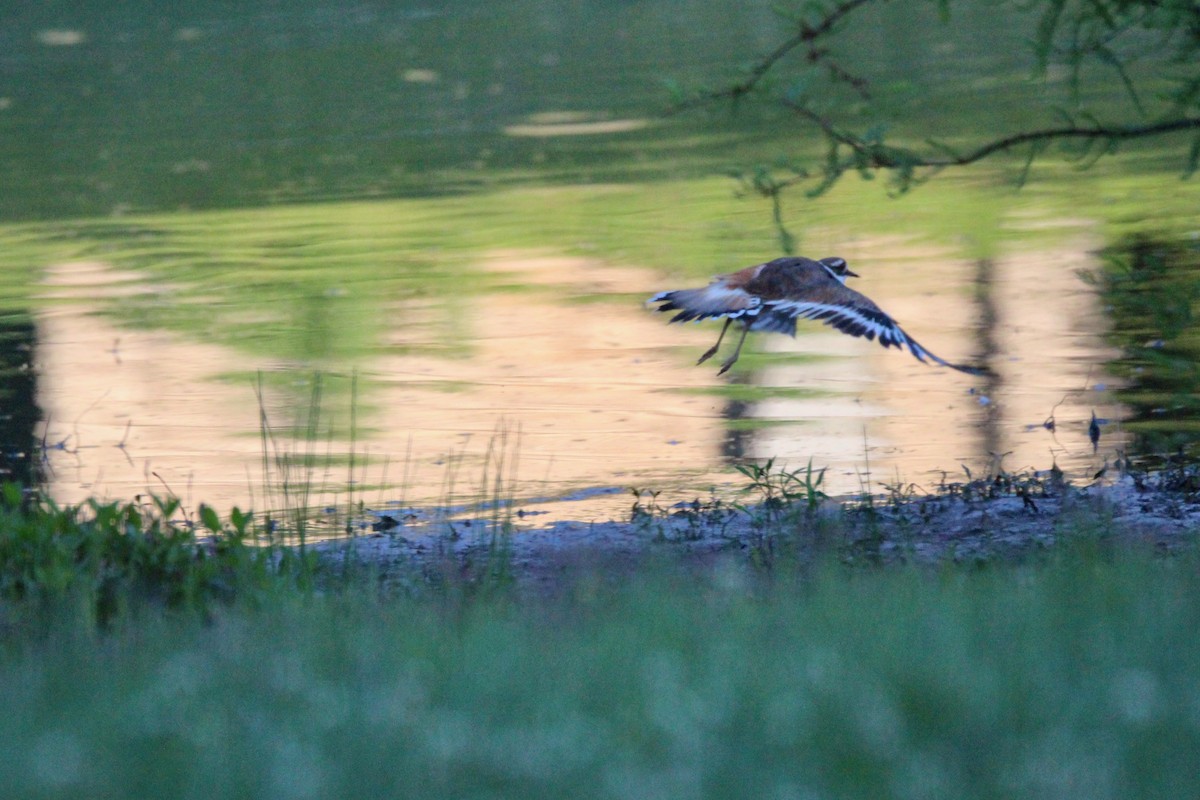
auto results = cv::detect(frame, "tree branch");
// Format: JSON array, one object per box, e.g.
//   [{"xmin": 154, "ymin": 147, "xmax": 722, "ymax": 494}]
[
  {"xmin": 676, "ymin": 0, "xmax": 1200, "ymax": 250},
  {"xmin": 674, "ymin": 0, "xmax": 1200, "ymax": 241},
  {"xmin": 772, "ymin": 51, "xmax": 1200, "ymax": 188},
  {"xmin": 929, "ymin": 117, "xmax": 1200, "ymax": 167},
  {"xmin": 670, "ymin": 0, "xmax": 880, "ymax": 111},
  {"xmin": 730, "ymin": 0, "xmax": 875, "ymax": 94},
  {"xmin": 788, "ymin": 110, "xmax": 1200, "ymax": 172}
]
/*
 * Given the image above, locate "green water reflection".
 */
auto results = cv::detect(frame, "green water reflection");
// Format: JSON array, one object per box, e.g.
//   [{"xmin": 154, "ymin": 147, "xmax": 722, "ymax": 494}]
[
  {"xmin": 1091, "ymin": 235, "xmax": 1200, "ymax": 460},
  {"xmin": 4, "ymin": 1, "xmax": 793, "ymax": 218},
  {"xmin": 2, "ymin": 0, "xmax": 1127, "ymax": 220}
]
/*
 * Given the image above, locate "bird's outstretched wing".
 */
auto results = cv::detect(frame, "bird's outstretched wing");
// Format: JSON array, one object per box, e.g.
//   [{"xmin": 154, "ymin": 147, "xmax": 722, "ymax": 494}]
[{"xmin": 765, "ymin": 298, "xmax": 987, "ymax": 375}]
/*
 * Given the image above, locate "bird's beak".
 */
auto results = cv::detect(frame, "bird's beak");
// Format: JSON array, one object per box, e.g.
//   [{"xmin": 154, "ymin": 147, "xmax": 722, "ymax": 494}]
[{"xmin": 844, "ymin": 269, "xmax": 860, "ymax": 278}]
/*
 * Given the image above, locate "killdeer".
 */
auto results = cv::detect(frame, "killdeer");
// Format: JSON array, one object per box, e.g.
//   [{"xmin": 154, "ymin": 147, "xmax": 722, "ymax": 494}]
[{"xmin": 648, "ymin": 256, "xmax": 985, "ymax": 376}]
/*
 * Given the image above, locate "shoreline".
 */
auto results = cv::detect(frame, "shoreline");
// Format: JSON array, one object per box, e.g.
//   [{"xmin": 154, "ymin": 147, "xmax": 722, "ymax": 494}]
[{"xmin": 314, "ymin": 470, "xmax": 1200, "ymax": 592}]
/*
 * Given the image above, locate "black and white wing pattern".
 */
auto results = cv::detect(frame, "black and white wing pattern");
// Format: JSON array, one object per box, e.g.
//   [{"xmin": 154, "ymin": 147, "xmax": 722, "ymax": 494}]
[
  {"xmin": 648, "ymin": 256, "xmax": 987, "ymax": 375},
  {"xmin": 763, "ymin": 297, "xmax": 985, "ymax": 375}
]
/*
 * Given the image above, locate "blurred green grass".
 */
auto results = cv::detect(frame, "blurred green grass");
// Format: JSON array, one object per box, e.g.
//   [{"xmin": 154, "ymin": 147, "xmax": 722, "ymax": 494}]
[{"xmin": 2, "ymin": 533, "xmax": 1197, "ymax": 799}]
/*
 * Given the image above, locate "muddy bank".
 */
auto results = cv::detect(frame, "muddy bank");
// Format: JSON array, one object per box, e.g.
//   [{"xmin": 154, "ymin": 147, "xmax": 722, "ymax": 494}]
[{"xmin": 315, "ymin": 472, "xmax": 1200, "ymax": 591}]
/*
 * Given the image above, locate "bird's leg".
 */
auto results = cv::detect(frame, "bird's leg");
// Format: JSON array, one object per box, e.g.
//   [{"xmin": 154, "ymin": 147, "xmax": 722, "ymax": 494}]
[
  {"xmin": 717, "ymin": 325, "xmax": 750, "ymax": 376},
  {"xmin": 696, "ymin": 318, "xmax": 731, "ymax": 365}
]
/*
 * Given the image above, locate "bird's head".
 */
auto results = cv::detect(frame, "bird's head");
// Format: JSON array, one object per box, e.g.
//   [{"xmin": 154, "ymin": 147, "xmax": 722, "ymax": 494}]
[{"xmin": 819, "ymin": 256, "xmax": 858, "ymax": 284}]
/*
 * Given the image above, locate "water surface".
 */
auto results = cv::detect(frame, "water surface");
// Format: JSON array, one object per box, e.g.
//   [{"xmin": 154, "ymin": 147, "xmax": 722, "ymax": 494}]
[
  {"xmin": 25, "ymin": 198, "xmax": 1136, "ymax": 524},
  {"xmin": 3, "ymin": 1, "xmax": 1198, "ymax": 527}
]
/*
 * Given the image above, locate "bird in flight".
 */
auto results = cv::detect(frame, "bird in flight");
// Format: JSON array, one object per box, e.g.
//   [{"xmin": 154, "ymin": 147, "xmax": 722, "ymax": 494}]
[{"xmin": 648, "ymin": 256, "xmax": 986, "ymax": 376}]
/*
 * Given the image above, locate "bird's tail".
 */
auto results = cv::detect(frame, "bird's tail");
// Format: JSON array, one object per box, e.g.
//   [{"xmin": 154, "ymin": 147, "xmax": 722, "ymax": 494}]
[
  {"xmin": 904, "ymin": 333, "xmax": 990, "ymax": 376},
  {"xmin": 647, "ymin": 286, "xmax": 759, "ymax": 324}
]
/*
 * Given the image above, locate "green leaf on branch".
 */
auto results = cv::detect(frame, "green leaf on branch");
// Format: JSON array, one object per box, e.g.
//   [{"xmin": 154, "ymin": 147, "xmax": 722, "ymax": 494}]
[{"xmin": 199, "ymin": 504, "xmax": 222, "ymax": 534}]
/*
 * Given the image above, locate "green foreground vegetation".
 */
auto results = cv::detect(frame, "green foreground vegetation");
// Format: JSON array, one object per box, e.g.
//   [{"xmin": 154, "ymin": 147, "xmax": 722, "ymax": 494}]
[{"xmin": 2, "ymin": 483, "xmax": 1198, "ymax": 799}]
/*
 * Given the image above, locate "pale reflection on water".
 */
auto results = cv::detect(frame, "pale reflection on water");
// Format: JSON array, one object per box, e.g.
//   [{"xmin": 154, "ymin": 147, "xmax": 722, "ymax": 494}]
[{"xmin": 35, "ymin": 240, "xmax": 1124, "ymax": 527}]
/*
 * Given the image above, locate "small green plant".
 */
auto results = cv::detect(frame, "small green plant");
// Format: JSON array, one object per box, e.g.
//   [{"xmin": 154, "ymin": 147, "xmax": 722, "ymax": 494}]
[
  {"xmin": 731, "ymin": 458, "xmax": 830, "ymax": 571},
  {"xmin": 629, "ymin": 488, "xmax": 667, "ymax": 529},
  {"xmin": 936, "ymin": 462, "xmax": 1059, "ymax": 509},
  {"xmin": 734, "ymin": 457, "xmax": 829, "ymax": 514},
  {"xmin": 0, "ymin": 483, "xmax": 308, "ymax": 628},
  {"xmin": 627, "ymin": 489, "xmax": 739, "ymax": 543}
]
